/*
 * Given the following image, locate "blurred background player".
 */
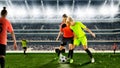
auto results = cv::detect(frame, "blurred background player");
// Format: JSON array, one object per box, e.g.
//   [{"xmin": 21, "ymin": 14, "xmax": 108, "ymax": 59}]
[
  {"xmin": 21, "ymin": 39, "xmax": 27, "ymax": 55},
  {"xmin": 56, "ymin": 14, "xmax": 74, "ymax": 63},
  {"xmin": 0, "ymin": 7, "xmax": 17, "ymax": 68},
  {"xmin": 66, "ymin": 17, "xmax": 96, "ymax": 63},
  {"xmin": 112, "ymin": 43, "xmax": 117, "ymax": 54}
]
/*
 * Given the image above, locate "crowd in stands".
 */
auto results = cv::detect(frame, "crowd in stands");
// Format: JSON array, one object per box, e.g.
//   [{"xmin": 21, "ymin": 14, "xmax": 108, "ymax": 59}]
[
  {"xmin": 6, "ymin": 44, "xmax": 120, "ymax": 51},
  {"xmin": 12, "ymin": 22, "xmax": 120, "ymax": 29},
  {"xmin": 7, "ymin": 33, "xmax": 119, "ymax": 40}
]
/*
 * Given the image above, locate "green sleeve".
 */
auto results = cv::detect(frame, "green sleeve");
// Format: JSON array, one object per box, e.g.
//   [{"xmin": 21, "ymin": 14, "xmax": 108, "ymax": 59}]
[{"xmin": 79, "ymin": 21, "xmax": 86, "ymax": 29}]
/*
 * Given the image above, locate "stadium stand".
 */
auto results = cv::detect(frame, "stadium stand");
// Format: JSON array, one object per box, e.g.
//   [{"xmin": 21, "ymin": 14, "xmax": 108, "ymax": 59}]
[
  {"xmin": 7, "ymin": 22, "xmax": 120, "ymax": 51},
  {"xmin": 11, "ymin": 22, "xmax": 120, "ymax": 29}
]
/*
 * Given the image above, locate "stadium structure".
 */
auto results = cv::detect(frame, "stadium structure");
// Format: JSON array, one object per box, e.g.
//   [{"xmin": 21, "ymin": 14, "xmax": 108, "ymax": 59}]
[{"xmin": 0, "ymin": 0, "xmax": 119, "ymax": 53}]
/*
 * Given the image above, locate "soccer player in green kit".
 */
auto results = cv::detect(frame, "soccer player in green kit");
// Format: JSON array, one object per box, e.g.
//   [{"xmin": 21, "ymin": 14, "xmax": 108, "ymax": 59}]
[
  {"xmin": 21, "ymin": 39, "xmax": 27, "ymax": 55},
  {"xmin": 66, "ymin": 17, "xmax": 96, "ymax": 63}
]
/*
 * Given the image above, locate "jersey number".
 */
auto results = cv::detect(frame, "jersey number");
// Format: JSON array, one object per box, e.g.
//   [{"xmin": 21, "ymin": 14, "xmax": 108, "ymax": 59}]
[{"xmin": 0, "ymin": 23, "xmax": 3, "ymax": 33}]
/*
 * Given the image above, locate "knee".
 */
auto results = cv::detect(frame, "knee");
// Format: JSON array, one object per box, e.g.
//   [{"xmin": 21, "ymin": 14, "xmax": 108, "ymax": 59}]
[
  {"xmin": 83, "ymin": 45, "xmax": 88, "ymax": 50},
  {"xmin": 59, "ymin": 46, "xmax": 64, "ymax": 50},
  {"xmin": 69, "ymin": 44, "xmax": 75, "ymax": 50}
]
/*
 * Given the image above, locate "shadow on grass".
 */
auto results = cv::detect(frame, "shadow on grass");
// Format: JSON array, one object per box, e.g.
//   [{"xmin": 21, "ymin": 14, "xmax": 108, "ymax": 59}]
[
  {"xmin": 70, "ymin": 61, "xmax": 91, "ymax": 68},
  {"xmin": 39, "ymin": 59, "xmax": 91, "ymax": 68},
  {"xmin": 39, "ymin": 59, "xmax": 59, "ymax": 68},
  {"xmin": 80, "ymin": 61, "xmax": 91, "ymax": 67}
]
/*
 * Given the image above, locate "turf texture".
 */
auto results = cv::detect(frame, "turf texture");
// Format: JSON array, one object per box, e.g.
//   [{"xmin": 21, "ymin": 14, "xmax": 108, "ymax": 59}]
[{"xmin": 5, "ymin": 53, "xmax": 120, "ymax": 68}]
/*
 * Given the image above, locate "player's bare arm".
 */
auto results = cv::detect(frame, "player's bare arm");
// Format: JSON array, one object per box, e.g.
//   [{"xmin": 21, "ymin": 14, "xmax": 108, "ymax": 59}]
[
  {"xmin": 84, "ymin": 27, "xmax": 96, "ymax": 38},
  {"xmin": 56, "ymin": 31, "xmax": 62, "ymax": 41},
  {"xmin": 11, "ymin": 31, "xmax": 17, "ymax": 50}
]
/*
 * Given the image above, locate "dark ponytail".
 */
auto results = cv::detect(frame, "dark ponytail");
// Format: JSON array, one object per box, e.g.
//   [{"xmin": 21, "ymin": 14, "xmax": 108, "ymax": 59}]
[
  {"xmin": 1, "ymin": 7, "xmax": 7, "ymax": 16},
  {"xmin": 3, "ymin": 7, "xmax": 6, "ymax": 10},
  {"xmin": 62, "ymin": 14, "xmax": 67, "ymax": 18}
]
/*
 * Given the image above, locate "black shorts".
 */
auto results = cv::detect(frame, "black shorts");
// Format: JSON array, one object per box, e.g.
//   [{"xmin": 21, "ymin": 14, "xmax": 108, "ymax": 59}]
[
  {"xmin": 0, "ymin": 44, "xmax": 6, "ymax": 56},
  {"xmin": 61, "ymin": 37, "xmax": 73, "ymax": 46},
  {"xmin": 23, "ymin": 47, "xmax": 27, "ymax": 50}
]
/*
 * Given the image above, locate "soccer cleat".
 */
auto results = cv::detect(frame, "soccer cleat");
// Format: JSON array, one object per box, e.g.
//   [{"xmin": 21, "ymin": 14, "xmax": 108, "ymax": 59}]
[
  {"xmin": 91, "ymin": 58, "xmax": 95, "ymax": 63},
  {"xmin": 70, "ymin": 59, "xmax": 74, "ymax": 63}
]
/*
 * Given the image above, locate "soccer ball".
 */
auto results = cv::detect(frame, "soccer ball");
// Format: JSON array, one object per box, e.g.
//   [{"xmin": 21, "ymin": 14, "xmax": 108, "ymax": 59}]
[{"xmin": 59, "ymin": 55, "xmax": 67, "ymax": 63}]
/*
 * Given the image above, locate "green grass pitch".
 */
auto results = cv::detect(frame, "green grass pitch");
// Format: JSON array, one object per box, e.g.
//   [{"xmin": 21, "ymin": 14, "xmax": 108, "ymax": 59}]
[{"xmin": 5, "ymin": 53, "xmax": 120, "ymax": 68}]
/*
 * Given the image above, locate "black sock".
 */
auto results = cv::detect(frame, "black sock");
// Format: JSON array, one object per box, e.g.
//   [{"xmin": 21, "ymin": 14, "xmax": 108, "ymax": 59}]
[
  {"xmin": 68, "ymin": 49, "xmax": 74, "ymax": 59},
  {"xmin": 24, "ymin": 50, "xmax": 26, "ymax": 55},
  {"xmin": 58, "ymin": 50, "xmax": 62, "ymax": 57},
  {"xmin": 68, "ymin": 50, "xmax": 71, "ymax": 58},
  {"xmin": 114, "ymin": 50, "xmax": 115, "ymax": 54},
  {"xmin": 70, "ymin": 49, "xmax": 73, "ymax": 59},
  {"xmin": 0, "ymin": 58, "xmax": 5, "ymax": 68},
  {"xmin": 85, "ymin": 49, "xmax": 93, "ymax": 58}
]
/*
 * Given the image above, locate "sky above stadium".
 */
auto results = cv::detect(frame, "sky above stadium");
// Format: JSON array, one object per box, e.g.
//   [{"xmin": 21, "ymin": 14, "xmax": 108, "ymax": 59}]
[{"xmin": 0, "ymin": 0, "xmax": 119, "ymax": 21}]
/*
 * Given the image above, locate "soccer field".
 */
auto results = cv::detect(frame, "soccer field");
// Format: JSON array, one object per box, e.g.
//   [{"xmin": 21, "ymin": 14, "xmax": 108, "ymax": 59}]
[{"xmin": 5, "ymin": 53, "xmax": 120, "ymax": 68}]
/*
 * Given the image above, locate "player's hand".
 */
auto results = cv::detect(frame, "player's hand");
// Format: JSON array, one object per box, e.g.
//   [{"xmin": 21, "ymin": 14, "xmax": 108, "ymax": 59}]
[
  {"xmin": 13, "ymin": 42, "xmax": 17, "ymax": 50},
  {"xmin": 91, "ymin": 33, "xmax": 96, "ymax": 38}
]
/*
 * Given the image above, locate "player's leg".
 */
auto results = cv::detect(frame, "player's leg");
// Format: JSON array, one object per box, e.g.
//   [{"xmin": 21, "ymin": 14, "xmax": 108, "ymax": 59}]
[
  {"xmin": 58, "ymin": 45, "xmax": 64, "ymax": 56},
  {"xmin": 68, "ymin": 38, "xmax": 74, "ymax": 59},
  {"xmin": 68, "ymin": 44, "xmax": 74, "ymax": 63},
  {"xmin": 67, "ymin": 38, "xmax": 79, "ymax": 63},
  {"xmin": 71, "ymin": 38, "xmax": 80, "ymax": 59},
  {"xmin": 0, "ymin": 45, "xmax": 6, "ymax": 68},
  {"xmin": 83, "ymin": 45, "xmax": 93, "ymax": 58},
  {"xmin": 114, "ymin": 49, "xmax": 115, "ymax": 54},
  {"xmin": 23, "ymin": 47, "xmax": 27, "ymax": 55},
  {"xmin": 58, "ymin": 37, "xmax": 67, "ymax": 57},
  {"xmin": 24, "ymin": 48, "xmax": 26, "ymax": 54},
  {"xmin": 23, "ymin": 47, "xmax": 25, "ymax": 54},
  {"xmin": 81, "ymin": 36, "xmax": 95, "ymax": 63},
  {"xmin": 68, "ymin": 44, "xmax": 74, "ymax": 59},
  {"xmin": 54, "ymin": 45, "xmax": 64, "ymax": 60},
  {"xmin": 83, "ymin": 45, "xmax": 95, "ymax": 63},
  {"xmin": 0, "ymin": 56, "xmax": 5, "ymax": 68},
  {"xmin": 23, "ymin": 47, "xmax": 25, "ymax": 55}
]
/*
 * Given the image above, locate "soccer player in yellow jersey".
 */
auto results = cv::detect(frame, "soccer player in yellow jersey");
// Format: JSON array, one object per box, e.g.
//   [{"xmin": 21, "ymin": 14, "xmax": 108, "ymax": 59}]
[
  {"xmin": 21, "ymin": 39, "xmax": 27, "ymax": 55},
  {"xmin": 66, "ymin": 17, "xmax": 96, "ymax": 63}
]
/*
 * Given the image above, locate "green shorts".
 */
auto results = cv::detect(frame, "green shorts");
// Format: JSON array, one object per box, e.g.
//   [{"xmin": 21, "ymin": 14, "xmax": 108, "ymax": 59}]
[{"xmin": 74, "ymin": 36, "xmax": 87, "ymax": 46}]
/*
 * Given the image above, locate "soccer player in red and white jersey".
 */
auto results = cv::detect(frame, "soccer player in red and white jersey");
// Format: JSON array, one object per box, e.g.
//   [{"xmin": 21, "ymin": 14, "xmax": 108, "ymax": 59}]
[
  {"xmin": 0, "ymin": 7, "xmax": 17, "ymax": 68},
  {"xmin": 56, "ymin": 14, "xmax": 74, "ymax": 63}
]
